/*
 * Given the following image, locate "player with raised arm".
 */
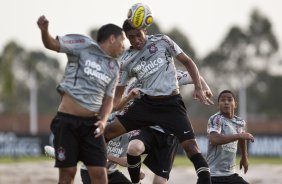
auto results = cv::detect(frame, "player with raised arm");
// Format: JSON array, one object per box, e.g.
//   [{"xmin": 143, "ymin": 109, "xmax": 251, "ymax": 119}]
[
  {"xmin": 37, "ymin": 15, "xmax": 125, "ymax": 184},
  {"xmin": 104, "ymin": 19, "xmax": 213, "ymax": 184}
]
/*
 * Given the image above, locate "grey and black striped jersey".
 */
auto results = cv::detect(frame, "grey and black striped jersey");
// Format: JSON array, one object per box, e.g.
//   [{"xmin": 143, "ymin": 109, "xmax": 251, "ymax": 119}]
[
  {"xmin": 56, "ymin": 34, "xmax": 119, "ymax": 112},
  {"xmin": 206, "ymin": 112, "xmax": 246, "ymax": 176},
  {"xmin": 118, "ymin": 34, "xmax": 183, "ymax": 96}
]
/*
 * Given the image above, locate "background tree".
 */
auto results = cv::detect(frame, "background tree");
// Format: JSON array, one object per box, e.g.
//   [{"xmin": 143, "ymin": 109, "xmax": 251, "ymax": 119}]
[
  {"xmin": 2, "ymin": 9, "xmax": 281, "ymax": 120},
  {"xmin": 0, "ymin": 41, "xmax": 62, "ymax": 115},
  {"xmin": 200, "ymin": 9, "xmax": 281, "ymax": 118}
]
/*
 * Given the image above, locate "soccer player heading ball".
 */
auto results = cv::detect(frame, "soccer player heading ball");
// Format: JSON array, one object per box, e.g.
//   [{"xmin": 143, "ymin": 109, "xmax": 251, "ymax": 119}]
[{"xmin": 127, "ymin": 3, "xmax": 153, "ymax": 29}]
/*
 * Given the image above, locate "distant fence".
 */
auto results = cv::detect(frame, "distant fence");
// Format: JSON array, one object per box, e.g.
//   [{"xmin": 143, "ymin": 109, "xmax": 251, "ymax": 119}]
[
  {"xmin": 0, "ymin": 132, "xmax": 49, "ymax": 157},
  {"xmin": 0, "ymin": 132, "xmax": 282, "ymax": 157}
]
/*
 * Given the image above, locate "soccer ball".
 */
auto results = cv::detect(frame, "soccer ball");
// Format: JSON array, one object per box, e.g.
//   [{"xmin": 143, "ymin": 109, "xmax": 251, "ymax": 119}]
[{"xmin": 127, "ymin": 3, "xmax": 153, "ymax": 29}]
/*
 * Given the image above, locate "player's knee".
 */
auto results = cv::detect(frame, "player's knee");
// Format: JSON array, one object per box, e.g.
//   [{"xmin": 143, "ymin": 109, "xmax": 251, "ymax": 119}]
[
  {"xmin": 127, "ymin": 140, "xmax": 145, "ymax": 155},
  {"xmin": 153, "ymin": 175, "xmax": 167, "ymax": 184},
  {"xmin": 181, "ymin": 139, "xmax": 200, "ymax": 157},
  {"xmin": 59, "ymin": 167, "xmax": 77, "ymax": 183},
  {"xmin": 88, "ymin": 167, "xmax": 107, "ymax": 184}
]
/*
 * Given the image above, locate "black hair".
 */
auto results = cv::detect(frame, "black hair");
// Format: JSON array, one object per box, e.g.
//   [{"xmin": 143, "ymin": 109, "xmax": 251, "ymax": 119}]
[
  {"xmin": 97, "ymin": 24, "xmax": 123, "ymax": 43},
  {"xmin": 122, "ymin": 19, "xmax": 135, "ymax": 32},
  {"xmin": 217, "ymin": 90, "xmax": 236, "ymax": 102}
]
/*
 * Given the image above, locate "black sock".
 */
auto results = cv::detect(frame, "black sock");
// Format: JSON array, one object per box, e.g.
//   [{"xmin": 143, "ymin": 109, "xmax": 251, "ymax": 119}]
[
  {"xmin": 190, "ymin": 153, "xmax": 211, "ymax": 184},
  {"xmin": 127, "ymin": 154, "xmax": 141, "ymax": 183}
]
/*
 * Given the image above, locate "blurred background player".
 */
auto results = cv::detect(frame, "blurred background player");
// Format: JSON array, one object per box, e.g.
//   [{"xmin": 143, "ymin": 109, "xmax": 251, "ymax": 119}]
[
  {"xmin": 206, "ymin": 90, "xmax": 255, "ymax": 184},
  {"xmin": 37, "ymin": 15, "xmax": 125, "ymax": 184}
]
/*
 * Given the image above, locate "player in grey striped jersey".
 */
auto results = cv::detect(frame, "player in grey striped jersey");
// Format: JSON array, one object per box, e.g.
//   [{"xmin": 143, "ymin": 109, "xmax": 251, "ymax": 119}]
[
  {"xmin": 206, "ymin": 90, "xmax": 254, "ymax": 184},
  {"xmin": 104, "ymin": 19, "xmax": 213, "ymax": 184},
  {"xmin": 37, "ymin": 15, "xmax": 125, "ymax": 184}
]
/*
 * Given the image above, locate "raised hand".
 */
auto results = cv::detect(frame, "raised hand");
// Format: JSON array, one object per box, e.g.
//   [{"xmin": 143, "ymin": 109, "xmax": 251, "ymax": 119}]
[{"xmin": 37, "ymin": 15, "xmax": 49, "ymax": 31}]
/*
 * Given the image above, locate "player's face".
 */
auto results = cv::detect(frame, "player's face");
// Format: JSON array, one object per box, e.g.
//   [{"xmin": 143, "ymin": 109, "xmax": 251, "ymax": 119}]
[
  {"xmin": 125, "ymin": 29, "xmax": 147, "ymax": 50},
  {"xmin": 111, "ymin": 32, "xmax": 126, "ymax": 58},
  {"xmin": 218, "ymin": 92, "xmax": 236, "ymax": 118}
]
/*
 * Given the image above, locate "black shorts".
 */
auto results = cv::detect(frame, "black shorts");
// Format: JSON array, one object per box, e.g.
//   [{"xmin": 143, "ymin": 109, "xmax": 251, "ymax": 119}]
[
  {"xmin": 50, "ymin": 112, "xmax": 107, "ymax": 168},
  {"xmin": 116, "ymin": 94, "xmax": 195, "ymax": 143},
  {"xmin": 211, "ymin": 173, "xmax": 249, "ymax": 184},
  {"xmin": 80, "ymin": 169, "xmax": 131, "ymax": 184},
  {"xmin": 129, "ymin": 127, "xmax": 179, "ymax": 179}
]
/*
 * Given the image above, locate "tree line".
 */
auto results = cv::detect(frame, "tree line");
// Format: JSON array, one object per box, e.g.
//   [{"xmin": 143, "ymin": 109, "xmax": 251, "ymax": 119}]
[{"xmin": 0, "ymin": 9, "xmax": 281, "ymax": 119}]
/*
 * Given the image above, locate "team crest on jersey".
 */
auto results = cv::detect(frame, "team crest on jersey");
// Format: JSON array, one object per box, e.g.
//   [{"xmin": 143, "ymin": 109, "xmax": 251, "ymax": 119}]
[
  {"xmin": 147, "ymin": 43, "xmax": 158, "ymax": 54},
  {"xmin": 57, "ymin": 147, "xmax": 66, "ymax": 161}
]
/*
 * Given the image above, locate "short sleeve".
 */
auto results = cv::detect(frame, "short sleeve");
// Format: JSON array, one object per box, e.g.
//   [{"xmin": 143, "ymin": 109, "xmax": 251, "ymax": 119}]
[
  {"xmin": 57, "ymin": 34, "xmax": 92, "ymax": 56},
  {"xmin": 207, "ymin": 114, "xmax": 222, "ymax": 134},
  {"xmin": 161, "ymin": 35, "xmax": 183, "ymax": 57},
  {"xmin": 238, "ymin": 119, "xmax": 246, "ymax": 133}
]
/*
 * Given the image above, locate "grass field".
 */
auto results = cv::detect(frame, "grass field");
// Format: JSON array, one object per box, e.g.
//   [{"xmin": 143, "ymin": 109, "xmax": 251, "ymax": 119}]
[
  {"xmin": 1, "ymin": 155, "xmax": 281, "ymax": 165},
  {"xmin": 0, "ymin": 155, "xmax": 281, "ymax": 183}
]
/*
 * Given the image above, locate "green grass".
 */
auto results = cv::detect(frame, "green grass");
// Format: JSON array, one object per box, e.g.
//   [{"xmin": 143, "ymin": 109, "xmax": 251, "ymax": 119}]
[
  {"xmin": 0, "ymin": 156, "xmax": 51, "ymax": 164},
  {"xmin": 1, "ymin": 155, "xmax": 281, "ymax": 166},
  {"xmin": 173, "ymin": 155, "xmax": 282, "ymax": 167}
]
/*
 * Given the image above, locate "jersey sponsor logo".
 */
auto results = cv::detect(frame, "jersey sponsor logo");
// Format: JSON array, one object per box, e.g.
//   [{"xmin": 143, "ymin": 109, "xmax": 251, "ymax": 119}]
[
  {"xmin": 222, "ymin": 141, "xmax": 237, "ymax": 153},
  {"xmin": 63, "ymin": 39, "xmax": 85, "ymax": 44},
  {"xmin": 107, "ymin": 140, "xmax": 125, "ymax": 157},
  {"xmin": 183, "ymin": 130, "xmax": 190, "ymax": 134},
  {"xmin": 84, "ymin": 59, "xmax": 111, "ymax": 83},
  {"xmin": 132, "ymin": 58, "xmax": 164, "ymax": 78},
  {"xmin": 107, "ymin": 145, "xmax": 124, "ymax": 157}
]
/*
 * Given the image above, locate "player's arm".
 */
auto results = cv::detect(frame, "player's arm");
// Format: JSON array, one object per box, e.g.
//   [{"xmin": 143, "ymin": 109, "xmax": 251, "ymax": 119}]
[
  {"xmin": 208, "ymin": 131, "xmax": 254, "ymax": 146},
  {"xmin": 113, "ymin": 88, "xmax": 140, "ymax": 111},
  {"xmin": 176, "ymin": 53, "xmax": 210, "ymax": 105},
  {"xmin": 37, "ymin": 15, "xmax": 60, "ymax": 52},
  {"xmin": 95, "ymin": 95, "xmax": 113, "ymax": 137},
  {"xmin": 113, "ymin": 86, "xmax": 126, "ymax": 110},
  {"xmin": 178, "ymin": 70, "xmax": 213, "ymax": 104},
  {"xmin": 200, "ymin": 76, "xmax": 213, "ymax": 98},
  {"xmin": 238, "ymin": 138, "xmax": 249, "ymax": 174},
  {"xmin": 107, "ymin": 155, "xmax": 128, "ymax": 167}
]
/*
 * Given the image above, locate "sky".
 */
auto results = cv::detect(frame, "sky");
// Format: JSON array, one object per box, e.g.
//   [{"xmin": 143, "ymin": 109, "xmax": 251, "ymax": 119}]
[{"xmin": 1, "ymin": 0, "xmax": 282, "ymax": 62}]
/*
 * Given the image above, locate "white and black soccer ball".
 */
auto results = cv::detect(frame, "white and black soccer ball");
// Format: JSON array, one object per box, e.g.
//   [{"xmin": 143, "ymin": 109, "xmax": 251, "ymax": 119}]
[{"xmin": 127, "ymin": 3, "xmax": 153, "ymax": 29}]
